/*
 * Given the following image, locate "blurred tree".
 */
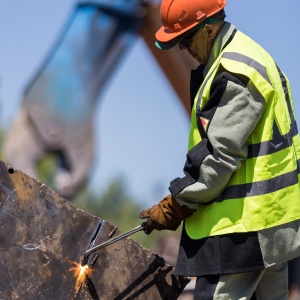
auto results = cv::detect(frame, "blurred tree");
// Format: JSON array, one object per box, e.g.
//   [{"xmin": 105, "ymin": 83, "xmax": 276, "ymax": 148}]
[{"xmin": 36, "ymin": 153, "xmax": 57, "ymax": 189}]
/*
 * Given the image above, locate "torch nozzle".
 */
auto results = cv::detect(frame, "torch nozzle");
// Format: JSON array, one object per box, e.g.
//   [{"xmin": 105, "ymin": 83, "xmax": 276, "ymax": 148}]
[{"xmin": 80, "ymin": 256, "xmax": 88, "ymax": 266}]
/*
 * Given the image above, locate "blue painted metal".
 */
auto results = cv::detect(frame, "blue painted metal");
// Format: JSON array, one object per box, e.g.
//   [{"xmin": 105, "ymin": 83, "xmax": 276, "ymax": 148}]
[
  {"xmin": 0, "ymin": 1, "xmax": 148, "ymax": 197},
  {"xmin": 24, "ymin": 1, "xmax": 144, "ymax": 147}
]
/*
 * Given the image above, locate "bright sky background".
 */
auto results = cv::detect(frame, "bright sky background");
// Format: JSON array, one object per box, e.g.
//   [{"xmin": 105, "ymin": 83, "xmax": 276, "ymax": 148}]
[{"xmin": 0, "ymin": 0, "xmax": 299, "ymax": 207}]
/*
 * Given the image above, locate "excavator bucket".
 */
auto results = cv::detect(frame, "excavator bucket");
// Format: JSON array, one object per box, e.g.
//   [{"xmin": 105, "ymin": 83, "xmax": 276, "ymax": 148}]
[
  {"xmin": 4, "ymin": 0, "xmax": 198, "ymax": 199},
  {"xmin": 4, "ymin": 0, "xmax": 145, "ymax": 198},
  {"xmin": 0, "ymin": 160, "xmax": 189, "ymax": 299}
]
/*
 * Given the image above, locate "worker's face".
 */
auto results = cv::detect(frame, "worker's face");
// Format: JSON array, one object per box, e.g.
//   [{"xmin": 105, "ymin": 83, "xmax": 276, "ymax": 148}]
[{"xmin": 179, "ymin": 24, "xmax": 216, "ymax": 65}]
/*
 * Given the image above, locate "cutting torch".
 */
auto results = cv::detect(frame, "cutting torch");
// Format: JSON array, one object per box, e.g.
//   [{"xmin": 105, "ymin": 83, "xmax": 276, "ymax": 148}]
[{"xmin": 81, "ymin": 222, "xmax": 147, "ymax": 266}]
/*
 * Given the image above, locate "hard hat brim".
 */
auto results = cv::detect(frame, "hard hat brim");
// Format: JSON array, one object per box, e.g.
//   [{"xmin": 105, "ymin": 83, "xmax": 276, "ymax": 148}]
[
  {"xmin": 155, "ymin": 35, "xmax": 184, "ymax": 50},
  {"xmin": 155, "ymin": 23, "xmax": 196, "ymax": 50},
  {"xmin": 155, "ymin": 24, "xmax": 196, "ymax": 50}
]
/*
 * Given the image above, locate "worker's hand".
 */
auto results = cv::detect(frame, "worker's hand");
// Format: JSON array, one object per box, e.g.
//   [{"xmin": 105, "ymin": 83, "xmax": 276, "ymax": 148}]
[{"xmin": 139, "ymin": 194, "xmax": 195, "ymax": 234}]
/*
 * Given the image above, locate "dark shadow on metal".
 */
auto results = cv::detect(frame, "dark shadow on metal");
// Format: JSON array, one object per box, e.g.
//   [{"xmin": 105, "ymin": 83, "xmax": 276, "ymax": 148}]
[
  {"xmin": 113, "ymin": 255, "xmax": 179, "ymax": 300},
  {"xmin": 81, "ymin": 220, "xmax": 104, "ymax": 266},
  {"xmin": 86, "ymin": 275, "xmax": 100, "ymax": 300}
]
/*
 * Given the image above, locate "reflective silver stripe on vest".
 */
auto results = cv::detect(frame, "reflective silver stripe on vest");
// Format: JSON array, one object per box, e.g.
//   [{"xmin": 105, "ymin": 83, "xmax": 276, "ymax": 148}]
[
  {"xmin": 247, "ymin": 122, "xmax": 297, "ymax": 158},
  {"xmin": 247, "ymin": 65, "xmax": 299, "ymax": 158},
  {"xmin": 197, "ymin": 51, "xmax": 299, "ymax": 159},
  {"xmin": 196, "ymin": 51, "xmax": 272, "ymax": 134},
  {"xmin": 215, "ymin": 160, "xmax": 300, "ymax": 202},
  {"xmin": 223, "ymin": 52, "xmax": 272, "ymax": 86},
  {"xmin": 196, "ymin": 53, "xmax": 300, "ymax": 202}
]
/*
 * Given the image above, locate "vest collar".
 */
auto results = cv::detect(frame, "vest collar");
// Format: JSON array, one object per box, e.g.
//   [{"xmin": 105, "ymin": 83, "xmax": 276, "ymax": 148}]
[{"xmin": 204, "ymin": 22, "xmax": 236, "ymax": 77}]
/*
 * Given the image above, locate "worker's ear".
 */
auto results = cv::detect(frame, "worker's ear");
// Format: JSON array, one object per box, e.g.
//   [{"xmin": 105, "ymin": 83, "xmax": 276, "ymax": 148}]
[{"xmin": 204, "ymin": 24, "xmax": 217, "ymax": 40}]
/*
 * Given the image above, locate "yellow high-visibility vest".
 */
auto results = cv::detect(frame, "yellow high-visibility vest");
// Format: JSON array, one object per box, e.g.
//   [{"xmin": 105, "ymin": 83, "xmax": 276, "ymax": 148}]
[{"xmin": 185, "ymin": 30, "xmax": 300, "ymax": 240}]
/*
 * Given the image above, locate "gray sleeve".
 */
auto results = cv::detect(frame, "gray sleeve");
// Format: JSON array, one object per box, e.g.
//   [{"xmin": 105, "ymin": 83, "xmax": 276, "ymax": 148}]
[{"xmin": 175, "ymin": 80, "xmax": 265, "ymax": 209}]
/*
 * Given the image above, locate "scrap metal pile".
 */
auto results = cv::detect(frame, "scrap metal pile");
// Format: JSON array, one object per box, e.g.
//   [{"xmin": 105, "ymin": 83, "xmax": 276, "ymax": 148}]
[{"xmin": 0, "ymin": 161, "xmax": 189, "ymax": 299}]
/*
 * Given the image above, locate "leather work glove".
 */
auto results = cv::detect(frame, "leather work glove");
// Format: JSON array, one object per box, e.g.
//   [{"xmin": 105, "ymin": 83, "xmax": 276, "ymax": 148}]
[{"xmin": 139, "ymin": 194, "xmax": 195, "ymax": 234}]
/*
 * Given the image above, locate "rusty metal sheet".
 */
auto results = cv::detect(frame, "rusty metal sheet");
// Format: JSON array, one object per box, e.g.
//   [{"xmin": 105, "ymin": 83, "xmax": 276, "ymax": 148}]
[{"xmin": 0, "ymin": 161, "xmax": 189, "ymax": 299}]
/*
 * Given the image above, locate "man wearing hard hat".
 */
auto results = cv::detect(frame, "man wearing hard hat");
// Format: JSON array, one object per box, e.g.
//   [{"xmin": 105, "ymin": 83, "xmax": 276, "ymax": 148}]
[{"xmin": 139, "ymin": 0, "xmax": 300, "ymax": 298}]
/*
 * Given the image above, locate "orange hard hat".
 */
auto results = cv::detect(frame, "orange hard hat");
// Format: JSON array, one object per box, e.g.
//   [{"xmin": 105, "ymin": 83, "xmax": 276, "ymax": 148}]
[{"xmin": 155, "ymin": 0, "xmax": 226, "ymax": 49}]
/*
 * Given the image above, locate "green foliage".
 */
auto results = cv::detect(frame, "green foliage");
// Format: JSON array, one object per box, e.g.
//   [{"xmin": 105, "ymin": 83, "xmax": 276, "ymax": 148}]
[{"xmin": 36, "ymin": 153, "xmax": 57, "ymax": 190}]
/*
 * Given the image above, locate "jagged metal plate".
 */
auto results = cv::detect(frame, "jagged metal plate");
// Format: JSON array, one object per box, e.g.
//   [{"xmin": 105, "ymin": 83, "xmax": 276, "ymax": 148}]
[{"xmin": 0, "ymin": 161, "xmax": 189, "ymax": 299}]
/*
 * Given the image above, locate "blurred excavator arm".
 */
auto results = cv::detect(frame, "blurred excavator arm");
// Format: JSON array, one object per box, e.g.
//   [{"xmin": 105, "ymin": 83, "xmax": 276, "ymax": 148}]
[{"xmin": 3, "ymin": 0, "xmax": 197, "ymax": 198}]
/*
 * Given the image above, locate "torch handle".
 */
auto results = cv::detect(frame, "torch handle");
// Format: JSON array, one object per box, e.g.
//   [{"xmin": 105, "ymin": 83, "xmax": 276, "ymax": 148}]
[{"xmin": 82, "ymin": 222, "xmax": 147, "ymax": 263}]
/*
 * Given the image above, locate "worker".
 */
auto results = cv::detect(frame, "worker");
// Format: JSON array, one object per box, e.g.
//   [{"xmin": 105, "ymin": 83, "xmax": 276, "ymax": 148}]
[{"xmin": 139, "ymin": 0, "xmax": 300, "ymax": 299}]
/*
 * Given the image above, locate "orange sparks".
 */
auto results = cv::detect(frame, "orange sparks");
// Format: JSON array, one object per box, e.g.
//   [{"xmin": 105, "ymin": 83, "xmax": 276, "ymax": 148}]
[{"xmin": 69, "ymin": 261, "xmax": 93, "ymax": 295}]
